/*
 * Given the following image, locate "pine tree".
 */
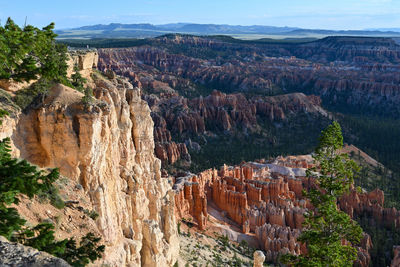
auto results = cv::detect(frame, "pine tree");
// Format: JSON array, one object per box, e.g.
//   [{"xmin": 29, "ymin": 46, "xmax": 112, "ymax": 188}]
[
  {"xmin": 71, "ymin": 63, "xmax": 86, "ymax": 92},
  {"xmin": 282, "ymin": 122, "xmax": 363, "ymax": 267},
  {"xmin": 0, "ymin": 18, "xmax": 68, "ymax": 83},
  {"xmin": 82, "ymin": 86, "xmax": 94, "ymax": 107}
]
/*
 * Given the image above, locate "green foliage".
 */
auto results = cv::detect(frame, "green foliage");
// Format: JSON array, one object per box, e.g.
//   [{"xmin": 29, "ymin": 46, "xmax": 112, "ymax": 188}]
[
  {"xmin": 71, "ymin": 64, "xmax": 86, "ymax": 92},
  {"xmin": 0, "ymin": 137, "xmax": 59, "ymax": 239},
  {"xmin": 83, "ymin": 209, "xmax": 99, "ymax": 220},
  {"xmin": 355, "ymin": 213, "xmax": 400, "ymax": 266},
  {"xmin": 282, "ymin": 122, "xmax": 363, "ymax": 267},
  {"xmin": 37, "ymin": 184, "xmax": 65, "ymax": 209},
  {"xmin": 82, "ymin": 87, "xmax": 94, "ymax": 107},
  {"xmin": 187, "ymin": 113, "xmax": 330, "ymax": 173},
  {"xmin": 14, "ymin": 78, "xmax": 54, "ymax": 109},
  {"xmin": 60, "ymin": 233, "xmax": 105, "ymax": 267},
  {"xmin": 12, "ymin": 223, "xmax": 68, "ymax": 255},
  {"xmin": 0, "ymin": 109, "xmax": 9, "ymax": 125},
  {"xmin": 0, "ymin": 18, "xmax": 68, "ymax": 83}
]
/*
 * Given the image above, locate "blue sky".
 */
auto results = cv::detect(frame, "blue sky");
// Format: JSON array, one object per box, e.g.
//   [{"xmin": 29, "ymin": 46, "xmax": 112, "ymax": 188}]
[{"xmin": 1, "ymin": 0, "xmax": 399, "ymax": 30}]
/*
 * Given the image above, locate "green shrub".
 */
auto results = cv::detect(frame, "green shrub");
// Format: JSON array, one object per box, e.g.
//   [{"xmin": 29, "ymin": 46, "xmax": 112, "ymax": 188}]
[
  {"xmin": 82, "ymin": 87, "xmax": 94, "ymax": 107},
  {"xmin": 14, "ymin": 79, "xmax": 54, "ymax": 109},
  {"xmin": 84, "ymin": 209, "xmax": 99, "ymax": 220}
]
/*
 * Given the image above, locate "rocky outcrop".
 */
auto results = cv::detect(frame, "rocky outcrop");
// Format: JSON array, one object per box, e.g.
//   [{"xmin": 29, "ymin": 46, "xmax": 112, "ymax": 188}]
[
  {"xmin": 173, "ymin": 158, "xmax": 312, "ymax": 260},
  {"xmin": 253, "ymin": 250, "xmax": 266, "ymax": 267},
  {"xmin": 0, "ymin": 236, "xmax": 71, "ymax": 267},
  {"xmin": 145, "ymin": 90, "xmax": 325, "ymax": 164},
  {"xmin": 67, "ymin": 50, "xmax": 98, "ymax": 78},
  {"xmin": 255, "ymin": 223, "xmax": 302, "ymax": 262},
  {"xmin": 10, "ymin": 75, "xmax": 179, "ymax": 266},
  {"xmin": 152, "ymin": 112, "xmax": 190, "ymax": 164},
  {"xmin": 340, "ymin": 189, "xmax": 400, "ymax": 229}
]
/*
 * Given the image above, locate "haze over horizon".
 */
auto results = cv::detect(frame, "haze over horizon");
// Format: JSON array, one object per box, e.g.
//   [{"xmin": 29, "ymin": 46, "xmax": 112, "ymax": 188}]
[{"xmin": 1, "ymin": 0, "xmax": 400, "ymax": 30}]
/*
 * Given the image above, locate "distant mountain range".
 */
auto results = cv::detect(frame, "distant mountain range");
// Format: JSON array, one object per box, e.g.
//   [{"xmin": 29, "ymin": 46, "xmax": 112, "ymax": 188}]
[{"xmin": 55, "ymin": 23, "xmax": 400, "ymax": 39}]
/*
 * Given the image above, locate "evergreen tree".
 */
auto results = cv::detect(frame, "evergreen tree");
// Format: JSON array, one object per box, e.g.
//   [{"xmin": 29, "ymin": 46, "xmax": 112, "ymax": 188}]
[
  {"xmin": 0, "ymin": 136, "xmax": 59, "ymax": 239},
  {"xmin": 71, "ymin": 63, "xmax": 86, "ymax": 92},
  {"xmin": 282, "ymin": 122, "xmax": 363, "ymax": 267},
  {"xmin": 82, "ymin": 86, "xmax": 94, "ymax": 107},
  {"xmin": 0, "ymin": 18, "xmax": 68, "ymax": 83}
]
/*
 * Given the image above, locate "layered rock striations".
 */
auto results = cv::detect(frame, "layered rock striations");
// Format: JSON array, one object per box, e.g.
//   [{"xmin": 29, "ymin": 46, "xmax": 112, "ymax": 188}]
[
  {"xmin": 5, "ymin": 69, "xmax": 179, "ymax": 265},
  {"xmin": 173, "ymin": 158, "xmax": 311, "ymax": 261}
]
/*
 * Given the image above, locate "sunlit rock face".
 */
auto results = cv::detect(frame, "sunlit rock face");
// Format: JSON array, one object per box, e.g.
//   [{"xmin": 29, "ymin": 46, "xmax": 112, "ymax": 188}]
[{"xmin": 11, "ymin": 74, "xmax": 179, "ymax": 266}]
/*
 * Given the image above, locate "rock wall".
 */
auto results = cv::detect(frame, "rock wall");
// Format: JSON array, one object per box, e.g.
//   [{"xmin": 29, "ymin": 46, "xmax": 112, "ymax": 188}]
[
  {"xmin": 145, "ymin": 90, "xmax": 325, "ymax": 164},
  {"xmin": 8, "ymin": 74, "xmax": 179, "ymax": 266},
  {"xmin": 66, "ymin": 50, "xmax": 99, "ymax": 79}
]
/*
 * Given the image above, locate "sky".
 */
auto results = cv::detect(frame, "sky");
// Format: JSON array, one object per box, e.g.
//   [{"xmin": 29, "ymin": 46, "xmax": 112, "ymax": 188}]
[{"xmin": 1, "ymin": 0, "xmax": 400, "ymax": 30}]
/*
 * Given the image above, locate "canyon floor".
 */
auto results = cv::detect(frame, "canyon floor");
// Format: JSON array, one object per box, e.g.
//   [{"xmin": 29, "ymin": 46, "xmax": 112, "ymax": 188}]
[{"xmin": 177, "ymin": 204, "xmax": 271, "ymax": 267}]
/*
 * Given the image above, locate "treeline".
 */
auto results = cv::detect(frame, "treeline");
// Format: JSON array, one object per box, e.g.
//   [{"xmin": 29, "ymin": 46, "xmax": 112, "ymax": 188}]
[{"xmin": 59, "ymin": 38, "xmax": 149, "ymax": 48}]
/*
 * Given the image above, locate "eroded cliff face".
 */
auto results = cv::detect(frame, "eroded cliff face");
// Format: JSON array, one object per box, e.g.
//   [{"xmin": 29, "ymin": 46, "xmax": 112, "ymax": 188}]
[{"xmin": 4, "ymin": 70, "xmax": 179, "ymax": 266}]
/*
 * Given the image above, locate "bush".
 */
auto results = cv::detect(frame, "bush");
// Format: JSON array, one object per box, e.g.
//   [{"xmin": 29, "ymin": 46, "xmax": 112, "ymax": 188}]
[
  {"xmin": 82, "ymin": 87, "xmax": 94, "ymax": 107},
  {"xmin": 84, "ymin": 209, "xmax": 99, "ymax": 220},
  {"xmin": 71, "ymin": 64, "xmax": 86, "ymax": 92},
  {"xmin": 14, "ymin": 79, "xmax": 54, "ymax": 109}
]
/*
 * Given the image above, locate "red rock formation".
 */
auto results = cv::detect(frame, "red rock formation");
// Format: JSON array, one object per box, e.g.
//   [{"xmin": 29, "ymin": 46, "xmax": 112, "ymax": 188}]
[
  {"xmin": 255, "ymin": 223, "xmax": 303, "ymax": 262},
  {"xmin": 340, "ymin": 188, "xmax": 400, "ymax": 228},
  {"xmin": 98, "ymin": 39, "xmax": 400, "ymax": 116},
  {"xmin": 172, "ymin": 156, "xmax": 383, "ymax": 266},
  {"xmin": 173, "ymin": 169, "xmax": 215, "ymax": 230},
  {"xmin": 173, "ymin": 158, "xmax": 311, "ymax": 257},
  {"xmin": 151, "ymin": 113, "xmax": 191, "ymax": 164},
  {"xmin": 146, "ymin": 91, "xmax": 324, "ymax": 164}
]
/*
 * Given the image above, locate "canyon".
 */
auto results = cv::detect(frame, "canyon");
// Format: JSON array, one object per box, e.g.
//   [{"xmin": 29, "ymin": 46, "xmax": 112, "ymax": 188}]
[
  {"xmin": 1, "ymin": 35, "xmax": 400, "ymax": 266},
  {"xmin": 173, "ymin": 155, "xmax": 400, "ymax": 266},
  {"xmin": 98, "ymin": 35, "xmax": 400, "ymax": 118},
  {"xmin": 96, "ymin": 35, "xmax": 400, "ymax": 170},
  {"xmin": 1, "ymin": 53, "xmax": 179, "ymax": 266}
]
